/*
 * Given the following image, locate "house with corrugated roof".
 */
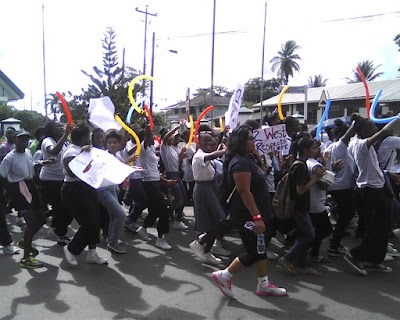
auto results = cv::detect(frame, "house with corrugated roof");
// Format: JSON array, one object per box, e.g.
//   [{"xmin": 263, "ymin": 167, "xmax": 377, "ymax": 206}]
[
  {"xmin": 253, "ymin": 79, "xmax": 400, "ymax": 124},
  {"xmin": 0, "ymin": 69, "xmax": 24, "ymax": 103}
]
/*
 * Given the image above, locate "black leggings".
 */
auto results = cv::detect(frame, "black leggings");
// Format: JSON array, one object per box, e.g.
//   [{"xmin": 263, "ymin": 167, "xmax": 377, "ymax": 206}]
[
  {"xmin": 198, "ymin": 220, "xmax": 230, "ymax": 253},
  {"xmin": 238, "ymin": 226, "xmax": 267, "ymax": 267},
  {"xmin": 143, "ymin": 181, "xmax": 169, "ymax": 237}
]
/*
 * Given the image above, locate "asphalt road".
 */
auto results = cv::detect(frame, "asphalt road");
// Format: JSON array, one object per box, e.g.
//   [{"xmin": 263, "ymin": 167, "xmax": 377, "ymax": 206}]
[{"xmin": 1, "ymin": 206, "xmax": 400, "ymax": 320}]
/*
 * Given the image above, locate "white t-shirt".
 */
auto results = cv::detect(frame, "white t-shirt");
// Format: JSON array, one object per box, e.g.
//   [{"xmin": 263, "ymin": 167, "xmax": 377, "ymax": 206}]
[
  {"xmin": 192, "ymin": 149, "xmax": 217, "ymax": 181},
  {"xmin": 307, "ymin": 158, "xmax": 327, "ymax": 213},
  {"xmin": 118, "ymin": 140, "xmax": 143, "ymax": 180},
  {"xmin": 139, "ymin": 142, "xmax": 160, "ymax": 182},
  {"xmin": 160, "ymin": 143, "xmax": 180, "ymax": 173},
  {"xmin": 0, "ymin": 149, "xmax": 34, "ymax": 183},
  {"xmin": 325, "ymin": 140, "xmax": 355, "ymax": 190},
  {"xmin": 377, "ymin": 136, "xmax": 400, "ymax": 170},
  {"xmin": 265, "ymin": 154, "xmax": 275, "ymax": 193},
  {"xmin": 40, "ymin": 137, "xmax": 69, "ymax": 181},
  {"xmin": 350, "ymin": 138, "xmax": 384, "ymax": 189},
  {"xmin": 62, "ymin": 144, "xmax": 82, "ymax": 183},
  {"xmin": 182, "ymin": 144, "xmax": 196, "ymax": 182}
]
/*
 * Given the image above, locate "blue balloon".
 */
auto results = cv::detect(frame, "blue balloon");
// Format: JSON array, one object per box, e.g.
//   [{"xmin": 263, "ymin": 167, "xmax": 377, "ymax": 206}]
[
  {"xmin": 126, "ymin": 97, "xmax": 147, "ymax": 123},
  {"xmin": 369, "ymin": 89, "xmax": 398, "ymax": 124},
  {"xmin": 316, "ymin": 98, "xmax": 331, "ymax": 141}
]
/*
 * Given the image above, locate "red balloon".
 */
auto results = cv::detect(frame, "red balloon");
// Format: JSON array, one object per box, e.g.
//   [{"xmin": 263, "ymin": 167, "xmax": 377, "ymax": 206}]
[
  {"xmin": 194, "ymin": 105, "xmax": 214, "ymax": 144},
  {"xmin": 144, "ymin": 104, "xmax": 154, "ymax": 130},
  {"xmin": 356, "ymin": 67, "xmax": 371, "ymax": 119},
  {"xmin": 56, "ymin": 91, "xmax": 72, "ymax": 125}
]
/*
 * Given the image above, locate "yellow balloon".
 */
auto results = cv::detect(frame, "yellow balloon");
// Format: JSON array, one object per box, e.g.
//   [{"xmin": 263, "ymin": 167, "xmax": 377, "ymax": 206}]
[
  {"xmin": 277, "ymin": 85, "xmax": 290, "ymax": 120},
  {"xmin": 219, "ymin": 117, "xmax": 224, "ymax": 132},
  {"xmin": 128, "ymin": 75, "xmax": 155, "ymax": 115},
  {"xmin": 115, "ymin": 115, "xmax": 141, "ymax": 156},
  {"xmin": 186, "ymin": 115, "xmax": 194, "ymax": 149}
]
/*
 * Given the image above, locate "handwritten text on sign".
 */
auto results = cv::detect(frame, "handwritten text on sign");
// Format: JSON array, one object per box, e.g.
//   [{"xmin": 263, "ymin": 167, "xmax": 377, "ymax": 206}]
[{"xmin": 254, "ymin": 124, "xmax": 289, "ymax": 155}]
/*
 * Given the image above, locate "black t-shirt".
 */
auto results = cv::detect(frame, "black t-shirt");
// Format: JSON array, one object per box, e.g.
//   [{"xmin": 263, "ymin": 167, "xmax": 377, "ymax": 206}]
[
  {"xmin": 289, "ymin": 160, "xmax": 310, "ymax": 212},
  {"xmin": 228, "ymin": 155, "xmax": 272, "ymax": 225}
]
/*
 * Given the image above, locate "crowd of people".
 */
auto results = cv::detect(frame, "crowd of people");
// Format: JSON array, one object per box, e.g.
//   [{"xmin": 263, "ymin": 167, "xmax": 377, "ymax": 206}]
[{"xmin": 1, "ymin": 111, "xmax": 400, "ymax": 300}]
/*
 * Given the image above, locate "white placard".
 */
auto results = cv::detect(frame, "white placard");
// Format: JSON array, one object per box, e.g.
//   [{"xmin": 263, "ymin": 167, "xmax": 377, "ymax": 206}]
[
  {"xmin": 69, "ymin": 148, "xmax": 136, "ymax": 189},
  {"xmin": 253, "ymin": 124, "xmax": 289, "ymax": 155},
  {"xmin": 88, "ymin": 96, "xmax": 122, "ymax": 131},
  {"xmin": 225, "ymin": 83, "xmax": 244, "ymax": 130}
]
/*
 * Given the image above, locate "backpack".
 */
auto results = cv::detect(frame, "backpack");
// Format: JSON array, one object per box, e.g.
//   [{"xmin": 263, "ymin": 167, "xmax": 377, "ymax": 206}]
[
  {"xmin": 272, "ymin": 160, "xmax": 305, "ymax": 220},
  {"xmin": 217, "ymin": 169, "xmax": 236, "ymax": 212}
]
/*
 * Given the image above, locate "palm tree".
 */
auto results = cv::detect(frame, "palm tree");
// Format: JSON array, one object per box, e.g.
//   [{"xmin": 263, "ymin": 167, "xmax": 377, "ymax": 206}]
[
  {"xmin": 270, "ymin": 40, "xmax": 301, "ymax": 85},
  {"xmin": 46, "ymin": 93, "xmax": 60, "ymax": 120},
  {"xmin": 346, "ymin": 60, "xmax": 384, "ymax": 83},
  {"xmin": 308, "ymin": 75, "xmax": 328, "ymax": 88}
]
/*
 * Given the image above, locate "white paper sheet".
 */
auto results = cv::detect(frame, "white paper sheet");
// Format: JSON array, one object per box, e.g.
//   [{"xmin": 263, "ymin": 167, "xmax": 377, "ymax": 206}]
[{"xmin": 88, "ymin": 96, "xmax": 122, "ymax": 131}]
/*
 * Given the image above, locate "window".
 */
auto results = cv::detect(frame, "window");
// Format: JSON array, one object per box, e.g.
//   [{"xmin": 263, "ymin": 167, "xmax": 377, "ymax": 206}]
[
  {"xmin": 189, "ymin": 106, "xmax": 196, "ymax": 114},
  {"xmin": 174, "ymin": 109, "xmax": 179, "ymax": 115}
]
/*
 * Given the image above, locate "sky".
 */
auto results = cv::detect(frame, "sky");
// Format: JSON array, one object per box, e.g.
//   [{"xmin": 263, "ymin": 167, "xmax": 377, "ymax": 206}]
[{"xmin": 1, "ymin": 0, "xmax": 399, "ymax": 116}]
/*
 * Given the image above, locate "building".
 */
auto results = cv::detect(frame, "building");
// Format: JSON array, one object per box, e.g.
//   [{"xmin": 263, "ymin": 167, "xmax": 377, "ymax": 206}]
[
  {"xmin": 0, "ymin": 69, "xmax": 24, "ymax": 103},
  {"xmin": 162, "ymin": 94, "xmax": 253, "ymax": 127},
  {"xmin": 253, "ymin": 79, "xmax": 400, "ymax": 124}
]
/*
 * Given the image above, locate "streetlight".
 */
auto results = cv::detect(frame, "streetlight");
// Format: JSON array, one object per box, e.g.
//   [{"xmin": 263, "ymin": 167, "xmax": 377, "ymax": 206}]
[{"xmin": 150, "ymin": 32, "xmax": 178, "ymax": 114}]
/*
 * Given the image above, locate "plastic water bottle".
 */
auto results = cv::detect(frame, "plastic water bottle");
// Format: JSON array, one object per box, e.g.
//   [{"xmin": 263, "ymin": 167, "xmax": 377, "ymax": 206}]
[
  {"xmin": 257, "ymin": 233, "xmax": 266, "ymax": 254},
  {"xmin": 244, "ymin": 221, "xmax": 266, "ymax": 255}
]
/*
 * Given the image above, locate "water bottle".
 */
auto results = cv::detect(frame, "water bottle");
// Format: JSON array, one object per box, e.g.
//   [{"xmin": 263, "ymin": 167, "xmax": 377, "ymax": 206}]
[
  {"xmin": 256, "ymin": 233, "xmax": 266, "ymax": 255},
  {"xmin": 244, "ymin": 221, "xmax": 266, "ymax": 254}
]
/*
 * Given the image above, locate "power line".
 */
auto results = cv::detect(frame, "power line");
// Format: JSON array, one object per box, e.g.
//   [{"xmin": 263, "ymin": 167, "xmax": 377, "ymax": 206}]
[{"xmin": 322, "ymin": 10, "xmax": 400, "ymax": 23}]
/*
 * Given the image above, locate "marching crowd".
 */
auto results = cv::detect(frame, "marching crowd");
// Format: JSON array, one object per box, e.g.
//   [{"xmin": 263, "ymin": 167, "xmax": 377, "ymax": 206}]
[{"xmin": 1, "ymin": 111, "xmax": 400, "ymax": 300}]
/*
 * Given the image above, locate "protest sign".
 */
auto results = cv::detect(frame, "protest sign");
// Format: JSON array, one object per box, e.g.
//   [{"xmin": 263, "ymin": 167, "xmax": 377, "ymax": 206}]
[
  {"xmin": 88, "ymin": 96, "xmax": 122, "ymax": 131},
  {"xmin": 225, "ymin": 83, "xmax": 244, "ymax": 130},
  {"xmin": 69, "ymin": 148, "xmax": 138, "ymax": 189},
  {"xmin": 253, "ymin": 124, "xmax": 289, "ymax": 155}
]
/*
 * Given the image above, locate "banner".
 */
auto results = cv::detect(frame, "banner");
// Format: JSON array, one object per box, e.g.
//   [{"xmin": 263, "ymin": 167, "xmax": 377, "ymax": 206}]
[
  {"xmin": 69, "ymin": 148, "xmax": 138, "ymax": 189},
  {"xmin": 225, "ymin": 83, "xmax": 244, "ymax": 130},
  {"xmin": 185, "ymin": 87, "xmax": 190, "ymax": 120},
  {"xmin": 253, "ymin": 124, "xmax": 289, "ymax": 155},
  {"xmin": 88, "ymin": 96, "xmax": 122, "ymax": 132}
]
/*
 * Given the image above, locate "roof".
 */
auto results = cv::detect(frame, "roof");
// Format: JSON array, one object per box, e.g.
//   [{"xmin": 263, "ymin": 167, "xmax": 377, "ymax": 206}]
[
  {"xmin": 239, "ymin": 106, "xmax": 253, "ymax": 113},
  {"xmin": 0, "ymin": 69, "xmax": 24, "ymax": 101},
  {"xmin": 162, "ymin": 94, "xmax": 231, "ymax": 111},
  {"xmin": 253, "ymin": 79, "xmax": 400, "ymax": 107},
  {"xmin": 1, "ymin": 118, "xmax": 21, "ymax": 123}
]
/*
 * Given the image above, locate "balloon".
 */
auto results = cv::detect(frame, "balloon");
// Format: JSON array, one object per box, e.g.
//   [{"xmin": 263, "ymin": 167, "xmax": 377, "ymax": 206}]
[
  {"xmin": 219, "ymin": 117, "xmax": 224, "ymax": 132},
  {"xmin": 277, "ymin": 85, "xmax": 290, "ymax": 120},
  {"xmin": 143, "ymin": 104, "xmax": 154, "ymax": 130},
  {"xmin": 115, "ymin": 115, "xmax": 141, "ymax": 156},
  {"xmin": 186, "ymin": 115, "xmax": 194, "ymax": 149},
  {"xmin": 356, "ymin": 67, "xmax": 371, "ymax": 119},
  {"xmin": 128, "ymin": 75, "xmax": 155, "ymax": 115},
  {"xmin": 154, "ymin": 135, "xmax": 161, "ymax": 145},
  {"xmin": 194, "ymin": 105, "xmax": 214, "ymax": 144},
  {"xmin": 56, "ymin": 91, "xmax": 72, "ymax": 125},
  {"xmin": 126, "ymin": 97, "xmax": 147, "ymax": 123},
  {"xmin": 316, "ymin": 98, "xmax": 331, "ymax": 141},
  {"xmin": 369, "ymin": 90, "xmax": 398, "ymax": 124}
]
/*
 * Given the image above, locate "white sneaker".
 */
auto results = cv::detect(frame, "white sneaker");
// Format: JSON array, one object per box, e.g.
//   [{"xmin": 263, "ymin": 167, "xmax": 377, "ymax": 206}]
[
  {"xmin": 256, "ymin": 282, "xmax": 287, "ymax": 297},
  {"xmin": 202, "ymin": 252, "xmax": 222, "ymax": 265},
  {"xmin": 266, "ymin": 250, "xmax": 280, "ymax": 260},
  {"xmin": 387, "ymin": 244, "xmax": 400, "ymax": 257},
  {"xmin": 393, "ymin": 228, "xmax": 400, "ymax": 238},
  {"xmin": 212, "ymin": 270, "xmax": 234, "ymax": 299},
  {"xmin": 63, "ymin": 245, "xmax": 78, "ymax": 266},
  {"xmin": 173, "ymin": 221, "xmax": 189, "ymax": 231},
  {"xmin": 189, "ymin": 240, "xmax": 205, "ymax": 260},
  {"xmin": 155, "ymin": 238, "xmax": 172, "ymax": 250},
  {"xmin": 211, "ymin": 240, "xmax": 231, "ymax": 256},
  {"xmin": 86, "ymin": 249, "xmax": 108, "ymax": 264},
  {"xmin": 16, "ymin": 217, "xmax": 26, "ymax": 228},
  {"xmin": 384, "ymin": 254, "xmax": 394, "ymax": 262},
  {"xmin": 136, "ymin": 227, "xmax": 150, "ymax": 241}
]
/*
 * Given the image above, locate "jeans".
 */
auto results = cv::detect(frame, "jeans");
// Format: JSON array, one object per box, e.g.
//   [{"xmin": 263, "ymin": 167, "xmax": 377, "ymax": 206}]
[
  {"xmin": 142, "ymin": 181, "xmax": 169, "ymax": 236},
  {"xmin": 98, "ymin": 185, "xmax": 126, "ymax": 245},
  {"xmin": 127, "ymin": 179, "xmax": 148, "ymax": 221},
  {"xmin": 350, "ymin": 187, "xmax": 391, "ymax": 264},
  {"xmin": 284, "ymin": 209, "xmax": 315, "ymax": 267},
  {"xmin": 166, "ymin": 172, "xmax": 186, "ymax": 221},
  {"xmin": 62, "ymin": 182, "xmax": 100, "ymax": 255}
]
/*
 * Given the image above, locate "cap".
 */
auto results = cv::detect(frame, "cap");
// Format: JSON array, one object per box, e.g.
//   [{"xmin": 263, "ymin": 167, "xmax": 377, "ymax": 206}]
[{"xmin": 15, "ymin": 130, "xmax": 31, "ymax": 138}]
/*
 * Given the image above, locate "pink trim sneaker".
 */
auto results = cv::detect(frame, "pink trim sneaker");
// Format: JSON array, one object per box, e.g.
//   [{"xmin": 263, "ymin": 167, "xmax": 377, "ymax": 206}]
[
  {"xmin": 212, "ymin": 270, "xmax": 234, "ymax": 299},
  {"xmin": 256, "ymin": 282, "xmax": 287, "ymax": 297}
]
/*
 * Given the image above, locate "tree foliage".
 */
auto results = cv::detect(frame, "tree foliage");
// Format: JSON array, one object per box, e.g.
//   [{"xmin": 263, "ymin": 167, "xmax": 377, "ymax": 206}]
[
  {"xmin": 243, "ymin": 77, "xmax": 284, "ymax": 104},
  {"xmin": 346, "ymin": 60, "xmax": 384, "ymax": 83},
  {"xmin": 0, "ymin": 104, "xmax": 47, "ymax": 135},
  {"xmin": 395, "ymin": 33, "xmax": 400, "ymax": 72},
  {"xmin": 308, "ymin": 75, "xmax": 328, "ymax": 88},
  {"xmin": 270, "ymin": 40, "xmax": 301, "ymax": 84}
]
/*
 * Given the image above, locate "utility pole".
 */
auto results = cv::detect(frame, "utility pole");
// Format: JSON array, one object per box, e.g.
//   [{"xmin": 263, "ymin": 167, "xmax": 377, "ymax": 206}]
[
  {"xmin": 136, "ymin": 6, "xmax": 157, "ymax": 95},
  {"xmin": 260, "ymin": 2, "xmax": 267, "ymax": 123},
  {"xmin": 42, "ymin": 4, "xmax": 48, "ymax": 119},
  {"xmin": 210, "ymin": 0, "xmax": 216, "ymax": 126},
  {"xmin": 150, "ymin": 32, "xmax": 155, "ymax": 115}
]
